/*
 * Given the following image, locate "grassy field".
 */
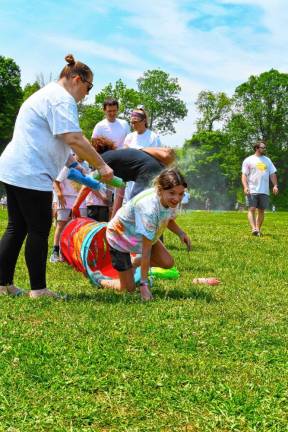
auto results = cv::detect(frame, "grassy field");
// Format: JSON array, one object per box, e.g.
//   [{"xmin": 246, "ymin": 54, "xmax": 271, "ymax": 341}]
[{"xmin": 0, "ymin": 209, "xmax": 287, "ymax": 431}]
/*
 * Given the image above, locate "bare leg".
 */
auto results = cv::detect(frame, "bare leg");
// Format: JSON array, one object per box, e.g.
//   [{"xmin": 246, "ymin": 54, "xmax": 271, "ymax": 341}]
[
  {"xmin": 247, "ymin": 208, "xmax": 257, "ymax": 231},
  {"xmin": 100, "ymin": 268, "xmax": 135, "ymax": 292},
  {"xmin": 256, "ymin": 209, "xmax": 265, "ymax": 231},
  {"xmin": 150, "ymin": 240, "xmax": 174, "ymax": 268},
  {"xmin": 53, "ymin": 220, "xmax": 68, "ymax": 246}
]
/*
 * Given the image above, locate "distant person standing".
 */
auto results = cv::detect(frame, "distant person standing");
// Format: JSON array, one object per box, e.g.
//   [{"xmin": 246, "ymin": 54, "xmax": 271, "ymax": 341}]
[
  {"xmin": 205, "ymin": 197, "xmax": 211, "ymax": 211},
  {"xmin": 124, "ymin": 108, "xmax": 162, "ymax": 201},
  {"xmin": 180, "ymin": 190, "xmax": 190, "ymax": 212},
  {"xmin": 92, "ymin": 98, "xmax": 130, "ymax": 149},
  {"xmin": 241, "ymin": 141, "xmax": 278, "ymax": 236}
]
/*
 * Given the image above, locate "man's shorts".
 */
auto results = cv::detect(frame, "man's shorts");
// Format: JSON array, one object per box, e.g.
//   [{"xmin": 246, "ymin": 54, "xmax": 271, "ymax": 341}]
[
  {"xmin": 57, "ymin": 208, "xmax": 87, "ymax": 221},
  {"xmin": 109, "ymin": 245, "xmax": 132, "ymax": 272},
  {"xmin": 246, "ymin": 194, "xmax": 269, "ymax": 210}
]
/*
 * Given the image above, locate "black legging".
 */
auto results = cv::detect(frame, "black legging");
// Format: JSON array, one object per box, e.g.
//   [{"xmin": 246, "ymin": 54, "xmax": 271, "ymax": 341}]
[{"xmin": 0, "ymin": 183, "xmax": 52, "ymax": 290}]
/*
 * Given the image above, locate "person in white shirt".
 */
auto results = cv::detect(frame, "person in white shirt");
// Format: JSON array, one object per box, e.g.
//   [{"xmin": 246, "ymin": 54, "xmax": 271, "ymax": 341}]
[
  {"xmin": 124, "ymin": 108, "xmax": 162, "ymax": 201},
  {"xmin": 124, "ymin": 108, "xmax": 161, "ymax": 150},
  {"xmin": 0, "ymin": 54, "xmax": 113, "ymax": 299},
  {"xmin": 91, "ymin": 98, "xmax": 130, "ymax": 149},
  {"xmin": 241, "ymin": 141, "xmax": 278, "ymax": 236}
]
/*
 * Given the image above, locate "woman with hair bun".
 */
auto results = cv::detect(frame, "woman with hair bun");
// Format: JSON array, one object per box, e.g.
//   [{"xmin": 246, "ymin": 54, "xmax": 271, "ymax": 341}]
[{"xmin": 0, "ymin": 54, "xmax": 113, "ymax": 298}]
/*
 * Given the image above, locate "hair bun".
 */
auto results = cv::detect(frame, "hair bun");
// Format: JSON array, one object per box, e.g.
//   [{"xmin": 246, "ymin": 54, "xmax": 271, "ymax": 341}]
[{"xmin": 65, "ymin": 54, "xmax": 75, "ymax": 65}]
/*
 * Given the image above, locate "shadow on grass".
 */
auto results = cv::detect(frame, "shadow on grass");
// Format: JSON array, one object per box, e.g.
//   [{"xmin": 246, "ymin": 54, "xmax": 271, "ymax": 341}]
[
  {"xmin": 68, "ymin": 286, "xmax": 216, "ymax": 304},
  {"xmin": 153, "ymin": 287, "xmax": 216, "ymax": 303}
]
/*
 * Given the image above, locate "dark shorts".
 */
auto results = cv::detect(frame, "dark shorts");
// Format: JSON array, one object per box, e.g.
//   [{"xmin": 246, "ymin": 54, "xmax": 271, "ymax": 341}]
[
  {"xmin": 246, "ymin": 194, "xmax": 269, "ymax": 210},
  {"xmin": 109, "ymin": 245, "xmax": 132, "ymax": 272},
  {"xmin": 87, "ymin": 205, "xmax": 109, "ymax": 222}
]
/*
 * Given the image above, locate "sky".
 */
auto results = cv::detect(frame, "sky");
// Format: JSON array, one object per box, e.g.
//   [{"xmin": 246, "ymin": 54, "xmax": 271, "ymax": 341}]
[{"xmin": 1, "ymin": 0, "xmax": 288, "ymax": 147}]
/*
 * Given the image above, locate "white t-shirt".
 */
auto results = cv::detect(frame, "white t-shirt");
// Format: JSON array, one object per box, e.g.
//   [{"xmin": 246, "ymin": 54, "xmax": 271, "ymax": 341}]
[
  {"xmin": 242, "ymin": 155, "xmax": 276, "ymax": 195},
  {"xmin": 124, "ymin": 129, "xmax": 161, "ymax": 149},
  {"xmin": 182, "ymin": 191, "xmax": 190, "ymax": 204},
  {"xmin": 0, "ymin": 82, "xmax": 81, "ymax": 191},
  {"xmin": 55, "ymin": 166, "xmax": 86, "ymax": 209},
  {"xmin": 92, "ymin": 118, "xmax": 130, "ymax": 149}
]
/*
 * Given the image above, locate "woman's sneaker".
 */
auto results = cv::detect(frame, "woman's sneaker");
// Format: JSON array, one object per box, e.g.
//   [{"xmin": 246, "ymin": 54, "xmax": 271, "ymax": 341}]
[
  {"xmin": 29, "ymin": 288, "xmax": 67, "ymax": 300},
  {"xmin": 0, "ymin": 284, "xmax": 26, "ymax": 296}
]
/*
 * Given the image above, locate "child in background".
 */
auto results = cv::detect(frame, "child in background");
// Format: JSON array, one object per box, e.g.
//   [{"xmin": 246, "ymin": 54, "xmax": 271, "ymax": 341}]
[
  {"xmin": 50, "ymin": 165, "xmax": 87, "ymax": 263},
  {"xmin": 96, "ymin": 168, "xmax": 191, "ymax": 301},
  {"xmin": 85, "ymin": 184, "xmax": 113, "ymax": 222}
]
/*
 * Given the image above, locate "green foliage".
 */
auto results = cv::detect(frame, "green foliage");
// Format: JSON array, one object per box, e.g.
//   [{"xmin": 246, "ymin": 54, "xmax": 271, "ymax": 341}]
[
  {"xmin": 0, "ymin": 210, "xmax": 288, "ymax": 430},
  {"xmin": 181, "ymin": 131, "xmax": 237, "ymax": 209},
  {"xmin": 95, "ymin": 78, "xmax": 141, "ymax": 120},
  {"xmin": 78, "ymin": 104, "xmax": 103, "ymax": 139},
  {"xmin": 137, "ymin": 69, "xmax": 188, "ymax": 134},
  {"xmin": 22, "ymin": 81, "xmax": 40, "ymax": 102},
  {"xmin": 196, "ymin": 90, "xmax": 231, "ymax": 132},
  {"xmin": 0, "ymin": 56, "xmax": 22, "ymax": 153}
]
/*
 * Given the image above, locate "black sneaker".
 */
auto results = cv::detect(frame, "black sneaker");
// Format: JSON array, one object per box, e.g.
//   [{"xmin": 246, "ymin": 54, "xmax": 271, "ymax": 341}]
[{"xmin": 252, "ymin": 230, "xmax": 259, "ymax": 236}]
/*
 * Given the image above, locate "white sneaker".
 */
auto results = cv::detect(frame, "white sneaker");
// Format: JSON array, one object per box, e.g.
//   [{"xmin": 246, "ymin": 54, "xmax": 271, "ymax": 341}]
[
  {"xmin": 49, "ymin": 251, "xmax": 61, "ymax": 263},
  {"xmin": 29, "ymin": 288, "xmax": 66, "ymax": 300}
]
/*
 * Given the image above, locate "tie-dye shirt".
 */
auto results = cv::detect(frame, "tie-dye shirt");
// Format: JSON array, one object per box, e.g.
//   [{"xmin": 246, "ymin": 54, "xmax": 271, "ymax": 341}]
[{"xmin": 106, "ymin": 188, "xmax": 177, "ymax": 253}]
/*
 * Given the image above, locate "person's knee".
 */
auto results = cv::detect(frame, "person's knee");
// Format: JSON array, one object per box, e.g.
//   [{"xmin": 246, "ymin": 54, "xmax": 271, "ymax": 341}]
[{"xmin": 162, "ymin": 255, "xmax": 174, "ymax": 269}]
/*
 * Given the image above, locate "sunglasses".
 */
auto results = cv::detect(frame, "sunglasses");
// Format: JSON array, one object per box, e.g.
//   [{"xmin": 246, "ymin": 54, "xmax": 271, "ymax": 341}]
[{"xmin": 81, "ymin": 77, "xmax": 93, "ymax": 92}]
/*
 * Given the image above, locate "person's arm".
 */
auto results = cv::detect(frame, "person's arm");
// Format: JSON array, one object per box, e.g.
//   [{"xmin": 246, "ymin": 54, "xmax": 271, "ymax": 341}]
[
  {"xmin": 270, "ymin": 173, "xmax": 279, "ymax": 195},
  {"xmin": 54, "ymin": 180, "xmax": 66, "ymax": 209},
  {"xmin": 141, "ymin": 147, "xmax": 175, "ymax": 166},
  {"xmin": 241, "ymin": 174, "xmax": 249, "ymax": 194},
  {"xmin": 71, "ymin": 186, "xmax": 90, "ymax": 218},
  {"xmin": 167, "ymin": 219, "xmax": 191, "ymax": 251},
  {"xmin": 58, "ymin": 132, "xmax": 113, "ymax": 181},
  {"xmin": 140, "ymin": 236, "xmax": 153, "ymax": 301},
  {"xmin": 111, "ymin": 187, "xmax": 125, "ymax": 218}
]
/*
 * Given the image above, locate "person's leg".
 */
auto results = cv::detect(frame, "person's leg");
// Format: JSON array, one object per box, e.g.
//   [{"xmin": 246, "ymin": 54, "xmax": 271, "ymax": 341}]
[
  {"xmin": 150, "ymin": 240, "xmax": 174, "ymax": 268},
  {"xmin": 100, "ymin": 247, "xmax": 135, "ymax": 292},
  {"xmin": 245, "ymin": 194, "xmax": 258, "ymax": 233},
  {"xmin": 100, "ymin": 268, "xmax": 135, "ymax": 292},
  {"xmin": 16, "ymin": 188, "xmax": 52, "ymax": 291},
  {"xmin": 50, "ymin": 208, "xmax": 70, "ymax": 262},
  {"xmin": 247, "ymin": 208, "xmax": 257, "ymax": 232},
  {"xmin": 256, "ymin": 194, "xmax": 269, "ymax": 234},
  {"xmin": 256, "ymin": 209, "xmax": 265, "ymax": 232},
  {"xmin": 0, "ymin": 184, "xmax": 28, "ymax": 288}
]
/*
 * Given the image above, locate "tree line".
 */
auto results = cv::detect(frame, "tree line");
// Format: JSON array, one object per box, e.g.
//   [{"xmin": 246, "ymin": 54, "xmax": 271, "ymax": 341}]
[{"xmin": 1, "ymin": 55, "xmax": 287, "ymax": 208}]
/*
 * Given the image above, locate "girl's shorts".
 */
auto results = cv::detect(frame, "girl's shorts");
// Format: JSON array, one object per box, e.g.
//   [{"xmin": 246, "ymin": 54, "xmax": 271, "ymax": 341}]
[{"xmin": 109, "ymin": 245, "xmax": 132, "ymax": 272}]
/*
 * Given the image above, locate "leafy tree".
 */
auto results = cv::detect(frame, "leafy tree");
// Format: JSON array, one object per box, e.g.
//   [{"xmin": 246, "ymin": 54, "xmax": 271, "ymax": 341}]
[
  {"xmin": 22, "ymin": 81, "xmax": 40, "ymax": 102},
  {"xmin": 137, "ymin": 69, "xmax": 187, "ymax": 134},
  {"xmin": 0, "ymin": 56, "xmax": 22, "ymax": 152},
  {"xmin": 180, "ymin": 131, "xmax": 236, "ymax": 209},
  {"xmin": 95, "ymin": 79, "xmax": 141, "ymax": 120},
  {"xmin": 78, "ymin": 104, "xmax": 103, "ymax": 139},
  {"xmin": 195, "ymin": 90, "xmax": 231, "ymax": 132}
]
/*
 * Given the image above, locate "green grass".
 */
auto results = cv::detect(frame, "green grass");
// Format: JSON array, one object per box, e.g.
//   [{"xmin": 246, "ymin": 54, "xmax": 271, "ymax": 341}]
[{"xmin": 0, "ymin": 210, "xmax": 287, "ymax": 431}]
